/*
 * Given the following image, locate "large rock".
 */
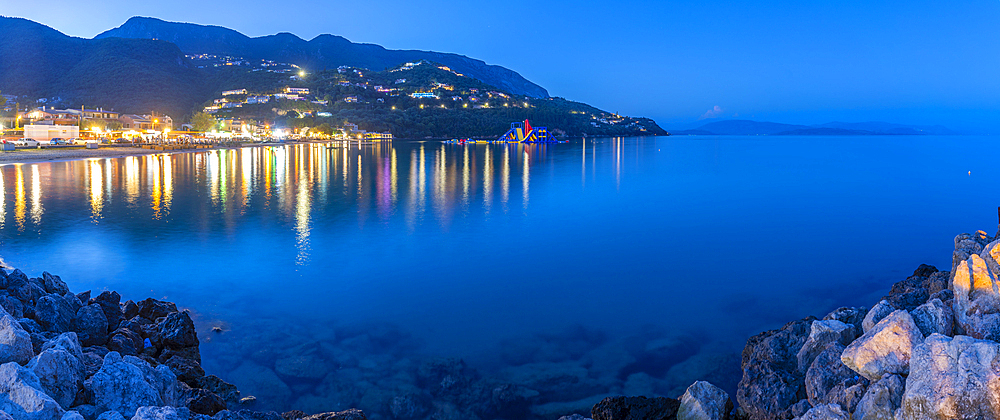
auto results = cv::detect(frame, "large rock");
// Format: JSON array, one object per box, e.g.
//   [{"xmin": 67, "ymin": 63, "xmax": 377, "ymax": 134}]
[
  {"xmin": 87, "ymin": 352, "xmax": 177, "ymax": 418},
  {"xmin": 899, "ymin": 334, "xmax": 1000, "ymax": 419},
  {"xmin": 0, "ymin": 308, "xmax": 33, "ymax": 365},
  {"xmin": 676, "ymin": 381, "xmax": 731, "ymax": 420},
  {"xmin": 130, "ymin": 406, "xmax": 186, "ymax": 420},
  {"xmin": 910, "ymin": 299, "xmax": 953, "ymax": 337},
  {"xmin": 591, "ymin": 396, "xmax": 680, "ymax": 420},
  {"xmin": 40, "ymin": 273, "xmax": 69, "ymax": 296},
  {"xmin": 841, "ymin": 310, "xmax": 922, "ymax": 381},
  {"xmin": 952, "ymin": 231, "xmax": 991, "ymax": 277},
  {"xmin": 0, "ymin": 362, "xmax": 65, "ymax": 420},
  {"xmin": 862, "ymin": 301, "xmax": 895, "ymax": 334},
  {"xmin": 853, "ymin": 374, "xmax": 902, "ymax": 420},
  {"xmin": 72, "ymin": 305, "xmax": 108, "ymax": 347},
  {"xmin": 951, "ymin": 253, "xmax": 1000, "ymax": 340},
  {"xmin": 92, "ymin": 292, "xmax": 122, "ymax": 333},
  {"xmin": 136, "ymin": 299, "xmax": 177, "ymax": 322},
  {"xmin": 804, "ymin": 344, "xmax": 866, "ymax": 411},
  {"xmin": 299, "ymin": 410, "xmax": 367, "ymax": 420},
  {"xmin": 822, "ymin": 307, "xmax": 867, "ymax": 339},
  {"xmin": 6, "ymin": 270, "xmax": 43, "ymax": 306},
  {"xmin": 34, "ymin": 295, "xmax": 75, "ymax": 333},
  {"xmin": 736, "ymin": 317, "xmax": 813, "ymax": 420},
  {"xmin": 154, "ymin": 311, "xmax": 198, "ymax": 349},
  {"xmin": 792, "ymin": 403, "xmax": 848, "ymax": 420},
  {"xmin": 27, "ymin": 333, "xmax": 84, "ymax": 409},
  {"xmin": 796, "ymin": 320, "xmax": 854, "ymax": 372}
]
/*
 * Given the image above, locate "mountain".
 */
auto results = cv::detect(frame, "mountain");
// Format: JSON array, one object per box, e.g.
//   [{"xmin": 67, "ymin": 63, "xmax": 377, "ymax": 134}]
[
  {"xmin": 671, "ymin": 119, "xmax": 958, "ymax": 136},
  {"xmin": 0, "ymin": 16, "xmax": 207, "ymax": 119},
  {"xmin": 95, "ymin": 17, "xmax": 549, "ymax": 99},
  {"xmin": 671, "ymin": 120, "xmax": 809, "ymax": 135}
]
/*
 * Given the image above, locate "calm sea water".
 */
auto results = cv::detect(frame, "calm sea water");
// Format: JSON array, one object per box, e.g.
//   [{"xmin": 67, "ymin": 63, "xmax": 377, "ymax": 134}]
[{"xmin": 0, "ymin": 136, "xmax": 996, "ymax": 410}]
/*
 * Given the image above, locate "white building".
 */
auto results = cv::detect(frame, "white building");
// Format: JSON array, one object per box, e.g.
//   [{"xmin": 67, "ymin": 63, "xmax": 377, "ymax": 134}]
[{"xmin": 24, "ymin": 124, "xmax": 79, "ymax": 141}]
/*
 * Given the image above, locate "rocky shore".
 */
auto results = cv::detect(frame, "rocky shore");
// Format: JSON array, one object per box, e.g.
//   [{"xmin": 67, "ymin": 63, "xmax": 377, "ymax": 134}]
[{"xmin": 6, "ymin": 228, "xmax": 998, "ymax": 420}]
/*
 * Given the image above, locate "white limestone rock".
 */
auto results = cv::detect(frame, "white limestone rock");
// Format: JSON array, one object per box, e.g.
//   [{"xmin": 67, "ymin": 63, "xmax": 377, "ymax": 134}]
[
  {"xmin": 677, "ymin": 381, "xmax": 731, "ymax": 420},
  {"xmin": 899, "ymin": 333, "xmax": 1000, "ymax": 419},
  {"xmin": 841, "ymin": 310, "xmax": 923, "ymax": 381}
]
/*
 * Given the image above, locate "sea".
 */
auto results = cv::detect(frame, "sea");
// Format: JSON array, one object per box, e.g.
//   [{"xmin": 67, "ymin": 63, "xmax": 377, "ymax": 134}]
[{"xmin": 0, "ymin": 136, "xmax": 995, "ymax": 418}]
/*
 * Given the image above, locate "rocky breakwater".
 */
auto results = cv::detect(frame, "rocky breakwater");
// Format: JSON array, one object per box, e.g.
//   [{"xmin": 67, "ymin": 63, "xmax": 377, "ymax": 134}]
[
  {"xmin": 732, "ymin": 229, "xmax": 1000, "ymax": 420},
  {"xmin": 0, "ymin": 268, "xmax": 367, "ymax": 420}
]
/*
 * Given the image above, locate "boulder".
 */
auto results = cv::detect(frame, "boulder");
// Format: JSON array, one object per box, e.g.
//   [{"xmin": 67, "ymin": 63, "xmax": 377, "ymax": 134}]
[
  {"xmin": 35, "ymin": 295, "xmax": 75, "ymax": 333},
  {"xmin": 0, "ymin": 362, "xmax": 65, "ymax": 420},
  {"xmin": 951, "ymin": 254, "xmax": 1000, "ymax": 339},
  {"xmin": 841, "ymin": 310, "xmax": 922, "ymax": 381},
  {"xmin": 899, "ymin": 334, "xmax": 1000, "ymax": 419},
  {"xmin": 591, "ymin": 396, "xmax": 680, "ymax": 420},
  {"xmin": 853, "ymin": 374, "xmax": 903, "ymax": 420},
  {"xmin": 910, "ymin": 299, "xmax": 953, "ymax": 337},
  {"xmin": 822, "ymin": 307, "xmax": 867, "ymax": 339},
  {"xmin": 122, "ymin": 301, "xmax": 139, "ymax": 321},
  {"xmin": 862, "ymin": 301, "xmax": 895, "ymax": 334},
  {"xmin": 164, "ymin": 356, "xmax": 204, "ymax": 385},
  {"xmin": 6, "ymin": 270, "xmax": 42, "ymax": 306},
  {"xmin": 136, "ymin": 299, "xmax": 177, "ymax": 322},
  {"xmin": 193, "ymin": 376, "xmax": 240, "ymax": 407},
  {"xmin": 0, "ymin": 296, "xmax": 24, "ymax": 319},
  {"xmin": 72, "ymin": 305, "xmax": 108, "ymax": 347},
  {"xmin": 92, "ymin": 292, "xmax": 122, "ymax": 333},
  {"xmin": 804, "ymin": 344, "xmax": 866, "ymax": 411},
  {"xmin": 130, "ymin": 406, "xmax": 187, "ymax": 420},
  {"xmin": 952, "ymin": 232, "xmax": 991, "ymax": 277},
  {"xmin": 184, "ymin": 388, "xmax": 225, "ymax": 416},
  {"xmin": 676, "ymin": 381, "xmax": 731, "ymax": 420},
  {"xmin": 59, "ymin": 413, "xmax": 81, "ymax": 420},
  {"xmin": 40, "ymin": 273, "xmax": 68, "ymax": 296},
  {"xmin": 94, "ymin": 412, "xmax": 123, "ymax": 420},
  {"xmin": 792, "ymin": 403, "xmax": 848, "ymax": 420},
  {"xmin": 154, "ymin": 311, "xmax": 198, "ymax": 349},
  {"xmin": 87, "ymin": 352, "xmax": 177, "ymax": 418},
  {"xmin": 0, "ymin": 309, "xmax": 33, "ymax": 365},
  {"xmin": 27, "ymin": 335, "xmax": 84, "ymax": 408},
  {"xmin": 796, "ymin": 320, "xmax": 854, "ymax": 372},
  {"xmin": 736, "ymin": 317, "xmax": 813, "ymax": 420}
]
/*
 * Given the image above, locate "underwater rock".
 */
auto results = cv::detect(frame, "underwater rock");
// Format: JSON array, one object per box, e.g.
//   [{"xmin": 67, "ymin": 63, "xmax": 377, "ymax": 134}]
[
  {"xmin": 274, "ymin": 354, "xmax": 328, "ymax": 380},
  {"xmin": 226, "ymin": 362, "xmax": 291, "ymax": 410}
]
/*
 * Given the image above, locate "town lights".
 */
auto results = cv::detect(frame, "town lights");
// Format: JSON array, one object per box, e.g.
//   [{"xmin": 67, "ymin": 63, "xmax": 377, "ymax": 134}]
[{"xmin": 299, "ymin": 71, "xmax": 306, "ymax": 78}]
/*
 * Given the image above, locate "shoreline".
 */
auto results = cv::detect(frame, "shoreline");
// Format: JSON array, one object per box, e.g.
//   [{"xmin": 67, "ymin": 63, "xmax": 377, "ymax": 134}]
[{"xmin": 0, "ymin": 142, "xmax": 300, "ymax": 166}]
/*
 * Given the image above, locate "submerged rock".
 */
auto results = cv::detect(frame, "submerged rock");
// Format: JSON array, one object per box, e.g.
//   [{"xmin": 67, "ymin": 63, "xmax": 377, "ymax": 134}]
[
  {"xmin": 841, "ymin": 310, "xmax": 922, "ymax": 381},
  {"xmin": 677, "ymin": 381, "xmax": 732, "ymax": 420}
]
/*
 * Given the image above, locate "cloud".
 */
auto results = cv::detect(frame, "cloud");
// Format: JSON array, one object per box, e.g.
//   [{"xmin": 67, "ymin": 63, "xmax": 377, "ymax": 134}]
[{"xmin": 700, "ymin": 105, "xmax": 724, "ymax": 120}]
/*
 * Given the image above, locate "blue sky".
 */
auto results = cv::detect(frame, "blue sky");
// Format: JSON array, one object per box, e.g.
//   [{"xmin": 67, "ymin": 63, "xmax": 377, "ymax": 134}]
[{"xmin": 3, "ymin": 0, "xmax": 999, "ymax": 131}]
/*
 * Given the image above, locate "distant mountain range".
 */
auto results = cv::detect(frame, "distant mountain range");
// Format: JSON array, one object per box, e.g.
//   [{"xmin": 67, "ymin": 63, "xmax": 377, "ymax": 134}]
[
  {"xmin": 96, "ymin": 17, "xmax": 548, "ymax": 99},
  {"xmin": 671, "ymin": 120, "xmax": 960, "ymax": 136}
]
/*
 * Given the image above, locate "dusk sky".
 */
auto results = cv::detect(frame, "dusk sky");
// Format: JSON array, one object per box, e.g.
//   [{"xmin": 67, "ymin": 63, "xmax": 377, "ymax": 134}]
[{"xmin": 4, "ymin": 0, "xmax": 999, "ymax": 132}]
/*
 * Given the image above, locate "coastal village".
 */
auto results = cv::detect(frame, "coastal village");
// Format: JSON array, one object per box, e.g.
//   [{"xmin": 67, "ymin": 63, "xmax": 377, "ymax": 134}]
[{"xmin": 0, "ymin": 57, "xmax": 658, "ymax": 148}]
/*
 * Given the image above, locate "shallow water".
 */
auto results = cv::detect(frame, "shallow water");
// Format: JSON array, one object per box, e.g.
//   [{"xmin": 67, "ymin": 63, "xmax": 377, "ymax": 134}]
[{"xmin": 0, "ymin": 136, "xmax": 995, "ymax": 415}]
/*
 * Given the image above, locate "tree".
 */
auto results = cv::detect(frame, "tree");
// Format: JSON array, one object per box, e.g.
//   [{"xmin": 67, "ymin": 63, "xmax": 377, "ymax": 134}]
[
  {"xmin": 0, "ymin": 91, "xmax": 5, "ymax": 108},
  {"xmin": 314, "ymin": 123, "xmax": 332, "ymax": 135},
  {"xmin": 191, "ymin": 112, "xmax": 216, "ymax": 132}
]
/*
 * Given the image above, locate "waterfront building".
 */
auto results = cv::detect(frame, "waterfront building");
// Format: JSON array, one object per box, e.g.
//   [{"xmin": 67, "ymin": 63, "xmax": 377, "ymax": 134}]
[
  {"xmin": 222, "ymin": 89, "xmax": 248, "ymax": 96},
  {"xmin": 24, "ymin": 124, "xmax": 79, "ymax": 140}
]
